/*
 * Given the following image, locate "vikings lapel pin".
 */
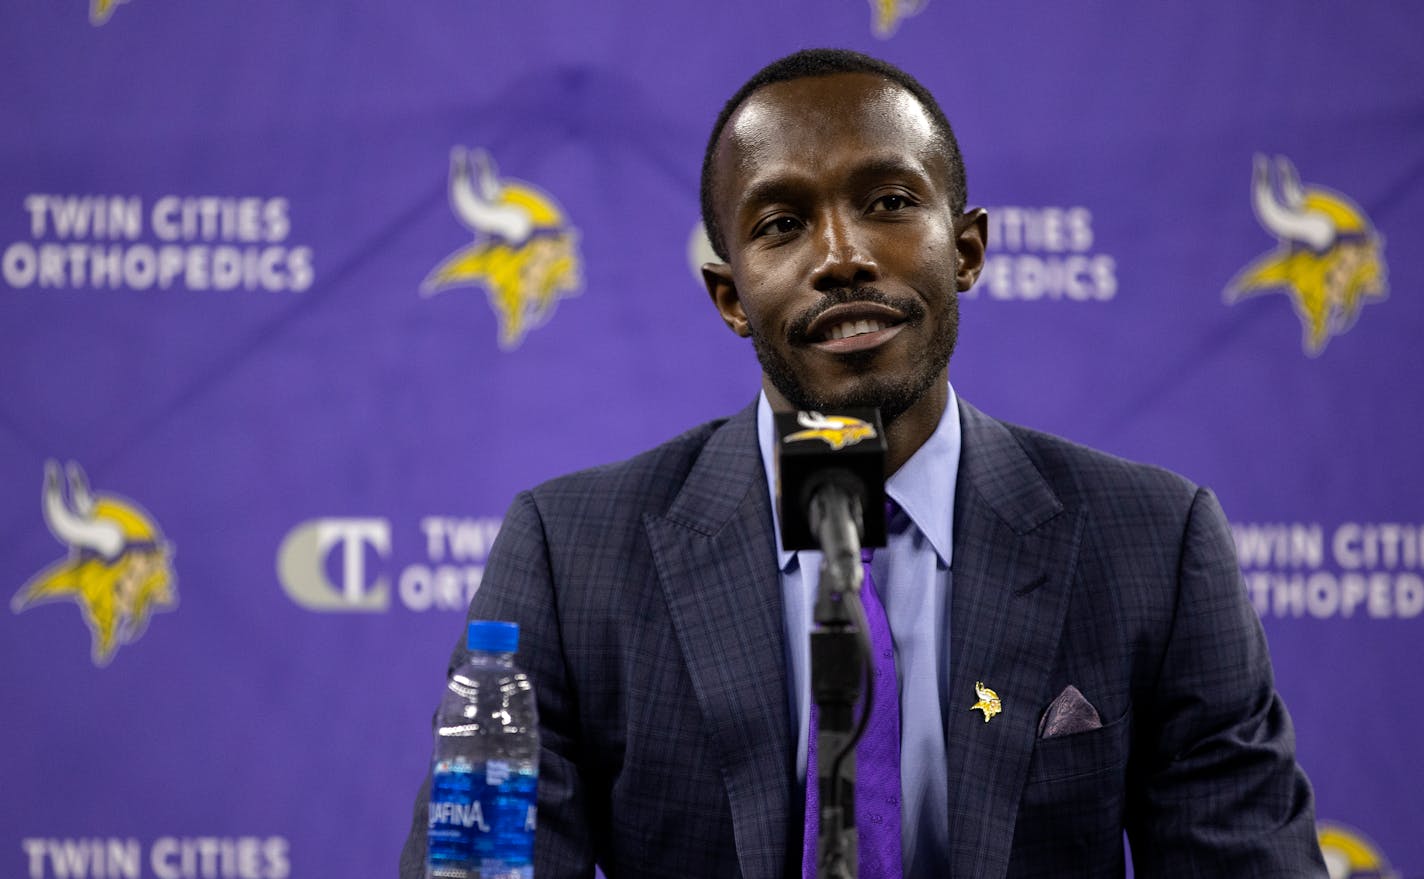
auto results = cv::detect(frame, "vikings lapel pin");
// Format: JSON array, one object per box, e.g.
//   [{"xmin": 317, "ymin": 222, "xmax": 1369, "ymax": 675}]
[{"xmin": 971, "ymin": 681, "xmax": 1002, "ymax": 723}]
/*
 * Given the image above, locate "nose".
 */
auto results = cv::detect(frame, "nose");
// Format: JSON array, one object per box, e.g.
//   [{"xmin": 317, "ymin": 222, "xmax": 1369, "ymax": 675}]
[{"xmin": 809, "ymin": 211, "xmax": 878, "ymax": 292}]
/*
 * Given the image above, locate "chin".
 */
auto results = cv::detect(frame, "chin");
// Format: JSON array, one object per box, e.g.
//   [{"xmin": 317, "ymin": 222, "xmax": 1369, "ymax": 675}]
[
  {"xmin": 789, "ymin": 374, "xmax": 929, "ymax": 426},
  {"xmin": 752, "ymin": 325, "xmax": 952, "ymax": 425}
]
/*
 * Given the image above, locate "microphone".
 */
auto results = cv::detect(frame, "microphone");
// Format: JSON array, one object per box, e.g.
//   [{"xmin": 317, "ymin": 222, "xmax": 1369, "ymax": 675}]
[
  {"xmin": 774, "ymin": 408, "xmax": 887, "ymax": 557},
  {"xmin": 774, "ymin": 408, "xmax": 887, "ymax": 878}
]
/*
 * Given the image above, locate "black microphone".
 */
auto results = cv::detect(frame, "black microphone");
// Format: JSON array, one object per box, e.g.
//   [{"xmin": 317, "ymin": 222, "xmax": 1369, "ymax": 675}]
[
  {"xmin": 774, "ymin": 408, "xmax": 887, "ymax": 556},
  {"xmin": 774, "ymin": 407, "xmax": 887, "ymax": 878}
]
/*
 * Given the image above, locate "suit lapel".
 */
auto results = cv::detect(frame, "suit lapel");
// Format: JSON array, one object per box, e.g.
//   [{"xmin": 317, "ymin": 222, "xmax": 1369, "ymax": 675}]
[
  {"xmin": 644, "ymin": 404, "xmax": 792, "ymax": 879},
  {"xmin": 945, "ymin": 400, "xmax": 1086, "ymax": 877}
]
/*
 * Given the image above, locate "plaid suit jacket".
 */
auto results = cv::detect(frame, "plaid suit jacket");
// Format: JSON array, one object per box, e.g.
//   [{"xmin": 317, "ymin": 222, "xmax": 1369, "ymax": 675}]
[{"xmin": 401, "ymin": 399, "xmax": 1325, "ymax": 878}]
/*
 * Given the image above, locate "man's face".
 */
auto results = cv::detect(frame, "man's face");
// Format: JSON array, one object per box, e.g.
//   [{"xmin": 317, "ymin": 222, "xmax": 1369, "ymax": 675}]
[{"xmin": 704, "ymin": 73, "xmax": 985, "ymax": 424}]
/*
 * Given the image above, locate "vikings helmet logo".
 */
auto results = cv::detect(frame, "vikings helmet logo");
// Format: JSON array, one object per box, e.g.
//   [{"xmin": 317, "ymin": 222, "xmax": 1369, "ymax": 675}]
[
  {"xmin": 869, "ymin": 0, "xmax": 928, "ymax": 37},
  {"xmin": 784, "ymin": 411, "xmax": 879, "ymax": 450},
  {"xmin": 423, "ymin": 147, "xmax": 583, "ymax": 350},
  {"xmin": 1225, "ymin": 155, "xmax": 1387, "ymax": 356},
  {"xmin": 12, "ymin": 461, "xmax": 177, "ymax": 666},
  {"xmin": 970, "ymin": 681, "xmax": 1002, "ymax": 723}
]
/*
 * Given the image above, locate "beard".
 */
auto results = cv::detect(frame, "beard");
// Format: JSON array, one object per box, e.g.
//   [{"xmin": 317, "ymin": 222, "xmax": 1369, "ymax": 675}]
[{"xmin": 749, "ymin": 285, "xmax": 958, "ymax": 426}]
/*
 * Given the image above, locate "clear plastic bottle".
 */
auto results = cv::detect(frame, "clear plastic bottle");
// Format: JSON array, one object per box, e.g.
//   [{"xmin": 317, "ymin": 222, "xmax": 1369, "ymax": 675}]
[{"xmin": 427, "ymin": 620, "xmax": 539, "ymax": 879}]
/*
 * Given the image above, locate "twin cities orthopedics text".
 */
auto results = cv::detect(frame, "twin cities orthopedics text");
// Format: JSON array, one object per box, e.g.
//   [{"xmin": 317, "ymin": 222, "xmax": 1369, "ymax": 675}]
[
  {"xmin": 4, "ymin": 194, "xmax": 313, "ymax": 293},
  {"xmin": 1233, "ymin": 521, "xmax": 1424, "ymax": 619}
]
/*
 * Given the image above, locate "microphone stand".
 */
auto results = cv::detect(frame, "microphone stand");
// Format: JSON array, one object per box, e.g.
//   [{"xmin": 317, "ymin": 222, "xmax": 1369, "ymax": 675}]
[{"xmin": 808, "ymin": 482, "xmax": 873, "ymax": 879}]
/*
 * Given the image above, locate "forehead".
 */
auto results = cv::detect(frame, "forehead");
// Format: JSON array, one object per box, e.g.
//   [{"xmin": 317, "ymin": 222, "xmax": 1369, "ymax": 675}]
[{"xmin": 714, "ymin": 73, "xmax": 940, "ymax": 203}]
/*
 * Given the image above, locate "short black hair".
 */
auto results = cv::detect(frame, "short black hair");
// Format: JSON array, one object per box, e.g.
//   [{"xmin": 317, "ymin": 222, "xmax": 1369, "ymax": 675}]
[{"xmin": 699, "ymin": 48, "xmax": 968, "ymax": 261}]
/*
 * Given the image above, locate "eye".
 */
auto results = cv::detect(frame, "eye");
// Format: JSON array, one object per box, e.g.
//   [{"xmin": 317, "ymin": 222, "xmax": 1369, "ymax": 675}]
[
  {"xmin": 870, "ymin": 193, "xmax": 915, "ymax": 212},
  {"xmin": 753, "ymin": 215, "xmax": 802, "ymax": 238}
]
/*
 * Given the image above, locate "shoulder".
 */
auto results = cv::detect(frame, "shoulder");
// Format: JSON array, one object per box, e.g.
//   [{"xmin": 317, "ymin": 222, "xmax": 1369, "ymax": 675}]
[
  {"xmin": 475, "ymin": 416, "xmax": 736, "ymax": 600},
  {"xmin": 960, "ymin": 401, "xmax": 1209, "ymax": 540},
  {"xmin": 1006, "ymin": 420, "xmax": 1198, "ymax": 507}
]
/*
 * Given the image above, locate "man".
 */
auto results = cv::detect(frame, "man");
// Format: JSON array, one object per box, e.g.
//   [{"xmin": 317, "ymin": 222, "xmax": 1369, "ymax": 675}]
[{"xmin": 402, "ymin": 49, "xmax": 1326, "ymax": 877}]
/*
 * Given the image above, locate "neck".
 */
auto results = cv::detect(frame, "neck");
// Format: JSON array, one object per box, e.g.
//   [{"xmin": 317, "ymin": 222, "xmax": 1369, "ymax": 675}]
[{"xmin": 881, "ymin": 377, "xmax": 948, "ymax": 476}]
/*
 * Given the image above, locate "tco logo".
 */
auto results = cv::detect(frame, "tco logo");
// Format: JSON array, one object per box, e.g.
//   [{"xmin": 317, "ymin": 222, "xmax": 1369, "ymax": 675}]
[{"xmin": 276, "ymin": 517, "xmax": 499, "ymax": 613}]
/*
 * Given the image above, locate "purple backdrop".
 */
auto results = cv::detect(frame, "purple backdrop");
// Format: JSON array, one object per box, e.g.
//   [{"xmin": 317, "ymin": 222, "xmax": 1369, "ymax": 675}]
[{"xmin": 3, "ymin": 3, "xmax": 1420, "ymax": 878}]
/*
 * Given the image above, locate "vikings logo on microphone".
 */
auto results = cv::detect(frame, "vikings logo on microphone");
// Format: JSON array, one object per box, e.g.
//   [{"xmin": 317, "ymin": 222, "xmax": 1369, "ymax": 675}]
[
  {"xmin": 1225, "ymin": 155, "xmax": 1387, "ymax": 356},
  {"xmin": 423, "ymin": 147, "xmax": 583, "ymax": 350},
  {"xmin": 12, "ymin": 461, "xmax": 177, "ymax": 666},
  {"xmin": 785, "ymin": 411, "xmax": 879, "ymax": 451}
]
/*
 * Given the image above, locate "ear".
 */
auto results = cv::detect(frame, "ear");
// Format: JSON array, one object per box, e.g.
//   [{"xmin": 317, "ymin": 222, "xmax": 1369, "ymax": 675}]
[
  {"xmin": 702, "ymin": 261, "xmax": 751, "ymax": 337},
  {"xmin": 954, "ymin": 208, "xmax": 989, "ymax": 292}
]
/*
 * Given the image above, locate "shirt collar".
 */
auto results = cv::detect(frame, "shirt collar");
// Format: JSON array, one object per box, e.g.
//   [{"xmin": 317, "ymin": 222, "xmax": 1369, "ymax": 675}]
[{"xmin": 757, "ymin": 384, "xmax": 961, "ymax": 571}]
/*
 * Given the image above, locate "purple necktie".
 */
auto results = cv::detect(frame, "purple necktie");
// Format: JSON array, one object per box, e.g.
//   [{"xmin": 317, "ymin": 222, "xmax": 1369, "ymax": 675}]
[{"xmin": 803, "ymin": 546, "xmax": 903, "ymax": 878}]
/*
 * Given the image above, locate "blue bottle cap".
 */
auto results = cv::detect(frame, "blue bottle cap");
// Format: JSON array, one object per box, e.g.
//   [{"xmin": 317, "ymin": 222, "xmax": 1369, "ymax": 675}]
[{"xmin": 467, "ymin": 620, "xmax": 519, "ymax": 653}]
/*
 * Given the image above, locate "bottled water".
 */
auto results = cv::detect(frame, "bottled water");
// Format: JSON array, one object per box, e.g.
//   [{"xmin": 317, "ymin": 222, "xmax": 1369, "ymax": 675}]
[{"xmin": 427, "ymin": 621, "xmax": 539, "ymax": 879}]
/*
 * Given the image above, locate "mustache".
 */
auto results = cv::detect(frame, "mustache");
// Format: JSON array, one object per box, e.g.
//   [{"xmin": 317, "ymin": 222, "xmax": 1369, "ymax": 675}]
[{"xmin": 785, "ymin": 286, "xmax": 926, "ymax": 343}]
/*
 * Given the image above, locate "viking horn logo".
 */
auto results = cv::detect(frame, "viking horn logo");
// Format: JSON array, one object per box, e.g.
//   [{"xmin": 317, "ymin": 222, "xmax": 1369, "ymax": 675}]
[
  {"xmin": 450, "ymin": 148, "xmax": 536, "ymax": 246},
  {"xmin": 869, "ymin": 0, "xmax": 928, "ymax": 38},
  {"xmin": 1224, "ymin": 155, "xmax": 1387, "ymax": 356},
  {"xmin": 12, "ymin": 461, "xmax": 177, "ymax": 666},
  {"xmin": 90, "ymin": 0, "xmax": 131, "ymax": 25},
  {"xmin": 423, "ymin": 146, "xmax": 583, "ymax": 350},
  {"xmin": 44, "ymin": 461, "xmax": 125, "ymax": 559},
  {"xmin": 1250, "ymin": 154, "xmax": 1337, "ymax": 251},
  {"xmin": 784, "ymin": 411, "xmax": 878, "ymax": 450}
]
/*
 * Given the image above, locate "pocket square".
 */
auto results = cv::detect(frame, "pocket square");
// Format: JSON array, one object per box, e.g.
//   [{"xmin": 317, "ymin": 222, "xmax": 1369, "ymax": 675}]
[{"xmin": 1037, "ymin": 685, "xmax": 1102, "ymax": 738}]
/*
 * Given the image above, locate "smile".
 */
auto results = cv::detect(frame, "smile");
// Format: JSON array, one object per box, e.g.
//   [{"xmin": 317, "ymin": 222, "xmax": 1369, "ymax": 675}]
[
  {"xmin": 804, "ymin": 302, "xmax": 909, "ymax": 353},
  {"xmin": 812, "ymin": 322, "xmax": 905, "ymax": 353},
  {"xmin": 826, "ymin": 318, "xmax": 888, "ymax": 340}
]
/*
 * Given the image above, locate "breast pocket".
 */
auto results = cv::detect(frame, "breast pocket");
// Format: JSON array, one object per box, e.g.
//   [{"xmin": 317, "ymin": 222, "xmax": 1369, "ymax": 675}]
[
  {"xmin": 1026, "ymin": 703, "xmax": 1131, "ymax": 785},
  {"xmin": 1011, "ymin": 706, "xmax": 1133, "ymax": 873}
]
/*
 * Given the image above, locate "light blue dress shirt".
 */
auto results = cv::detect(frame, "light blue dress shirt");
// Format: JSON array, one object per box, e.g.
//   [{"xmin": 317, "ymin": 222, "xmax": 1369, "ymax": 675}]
[{"xmin": 757, "ymin": 386, "xmax": 960, "ymax": 877}]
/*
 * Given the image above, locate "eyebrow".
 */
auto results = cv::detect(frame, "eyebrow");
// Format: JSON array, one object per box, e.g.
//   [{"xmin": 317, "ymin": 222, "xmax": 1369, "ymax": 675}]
[
  {"xmin": 851, "ymin": 156, "xmax": 930, "ymax": 182},
  {"xmin": 736, "ymin": 176, "xmax": 808, "ymax": 214},
  {"xmin": 737, "ymin": 154, "xmax": 933, "ymax": 212}
]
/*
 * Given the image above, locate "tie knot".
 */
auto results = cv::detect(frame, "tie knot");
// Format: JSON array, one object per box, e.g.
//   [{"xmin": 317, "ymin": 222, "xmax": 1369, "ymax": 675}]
[{"xmin": 861, "ymin": 547, "xmax": 874, "ymax": 564}]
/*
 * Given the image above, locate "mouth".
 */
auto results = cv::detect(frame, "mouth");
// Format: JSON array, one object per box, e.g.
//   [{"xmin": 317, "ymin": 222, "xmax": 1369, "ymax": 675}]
[{"xmin": 803, "ymin": 302, "xmax": 908, "ymax": 354}]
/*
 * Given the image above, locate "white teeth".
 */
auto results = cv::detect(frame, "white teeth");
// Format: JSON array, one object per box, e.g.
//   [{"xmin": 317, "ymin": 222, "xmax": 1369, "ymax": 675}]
[{"xmin": 828, "ymin": 319, "xmax": 887, "ymax": 340}]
